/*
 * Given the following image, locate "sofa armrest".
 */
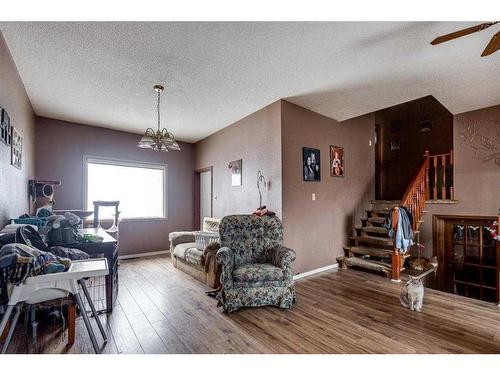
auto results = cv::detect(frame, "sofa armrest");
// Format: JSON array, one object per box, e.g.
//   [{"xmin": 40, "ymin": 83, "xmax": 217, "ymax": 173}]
[
  {"xmin": 216, "ymin": 246, "xmax": 234, "ymax": 289},
  {"xmin": 270, "ymin": 246, "xmax": 296, "ymax": 281},
  {"xmin": 169, "ymin": 231, "xmax": 196, "ymax": 249}
]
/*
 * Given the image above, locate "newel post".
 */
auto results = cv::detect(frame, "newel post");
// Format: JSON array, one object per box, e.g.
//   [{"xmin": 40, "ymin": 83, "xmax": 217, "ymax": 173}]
[
  {"xmin": 391, "ymin": 250, "xmax": 401, "ymax": 282},
  {"xmin": 390, "ymin": 208, "xmax": 401, "ymax": 282}
]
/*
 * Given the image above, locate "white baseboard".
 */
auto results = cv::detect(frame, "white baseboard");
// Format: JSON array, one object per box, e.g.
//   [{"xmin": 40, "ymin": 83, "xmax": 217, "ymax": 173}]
[
  {"xmin": 293, "ymin": 263, "xmax": 338, "ymax": 281},
  {"xmin": 119, "ymin": 250, "xmax": 170, "ymax": 260}
]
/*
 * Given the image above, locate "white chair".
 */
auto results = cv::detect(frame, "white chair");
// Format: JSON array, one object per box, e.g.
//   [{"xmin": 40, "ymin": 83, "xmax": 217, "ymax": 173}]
[{"xmin": 0, "ymin": 258, "xmax": 109, "ymax": 354}]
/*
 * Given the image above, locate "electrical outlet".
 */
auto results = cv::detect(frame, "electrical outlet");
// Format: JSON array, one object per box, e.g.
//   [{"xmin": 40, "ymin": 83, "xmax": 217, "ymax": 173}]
[{"xmin": 312, "ymin": 193, "xmax": 316, "ymax": 201}]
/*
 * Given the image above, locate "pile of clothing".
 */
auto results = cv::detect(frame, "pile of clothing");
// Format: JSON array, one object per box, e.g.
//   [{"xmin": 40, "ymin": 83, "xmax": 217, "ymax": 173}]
[
  {"xmin": 252, "ymin": 205, "xmax": 276, "ymax": 217},
  {"xmin": 383, "ymin": 206, "xmax": 414, "ymax": 253},
  {"xmin": 0, "ymin": 225, "xmax": 90, "ymax": 310}
]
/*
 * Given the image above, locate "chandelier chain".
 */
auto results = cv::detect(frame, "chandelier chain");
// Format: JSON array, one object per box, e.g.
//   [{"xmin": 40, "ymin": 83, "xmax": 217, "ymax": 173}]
[{"xmin": 157, "ymin": 89, "xmax": 161, "ymax": 132}]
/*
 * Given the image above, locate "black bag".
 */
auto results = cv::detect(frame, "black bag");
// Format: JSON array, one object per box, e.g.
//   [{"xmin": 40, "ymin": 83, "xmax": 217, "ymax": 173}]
[
  {"xmin": 15, "ymin": 225, "xmax": 49, "ymax": 252},
  {"xmin": 0, "ymin": 232, "xmax": 16, "ymax": 248}
]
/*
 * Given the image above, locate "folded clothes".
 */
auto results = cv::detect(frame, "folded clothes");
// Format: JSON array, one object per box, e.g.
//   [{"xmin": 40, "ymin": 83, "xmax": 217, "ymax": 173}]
[{"xmin": 252, "ymin": 205, "xmax": 276, "ymax": 217}]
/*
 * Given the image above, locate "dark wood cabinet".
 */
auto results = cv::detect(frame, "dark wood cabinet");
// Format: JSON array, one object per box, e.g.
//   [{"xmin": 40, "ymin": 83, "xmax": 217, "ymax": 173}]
[{"xmin": 433, "ymin": 215, "xmax": 499, "ymax": 304}]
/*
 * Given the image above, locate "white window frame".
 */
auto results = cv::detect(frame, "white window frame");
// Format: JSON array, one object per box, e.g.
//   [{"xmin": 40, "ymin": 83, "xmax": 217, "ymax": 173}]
[{"xmin": 83, "ymin": 155, "xmax": 168, "ymax": 222}]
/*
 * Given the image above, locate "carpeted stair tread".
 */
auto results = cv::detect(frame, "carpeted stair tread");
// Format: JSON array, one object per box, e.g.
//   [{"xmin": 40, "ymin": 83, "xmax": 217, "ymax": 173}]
[
  {"xmin": 362, "ymin": 226, "xmax": 389, "ymax": 235},
  {"xmin": 367, "ymin": 208, "xmax": 390, "ymax": 216},
  {"xmin": 349, "ymin": 235, "xmax": 394, "ymax": 247},
  {"xmin": 346, "ymin": 245, "xmax": 393, "ymax": 259},
  {"xmin": 343, "ymin": 257, "xmax": 391, "ymax": 275},
  {"xmin": 367, "ymin": 217, "xmax": 386, "ymax": 225}
]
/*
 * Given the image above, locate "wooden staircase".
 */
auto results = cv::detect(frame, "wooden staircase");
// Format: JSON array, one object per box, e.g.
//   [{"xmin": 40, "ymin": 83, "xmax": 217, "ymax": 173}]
[
  {"xmin": 339, "ymin": 200, "xmax": 411, "ymax": 279},
  {"xmin": 338, "ymin": 150, "xmax": 453, "ymax": 281}
]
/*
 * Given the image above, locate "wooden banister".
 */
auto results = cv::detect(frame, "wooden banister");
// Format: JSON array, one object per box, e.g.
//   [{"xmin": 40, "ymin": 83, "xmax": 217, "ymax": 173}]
[
  {"xmin": 400, "ymin": 158, "xmax": 428, "ymax": 231},
  {"xmin": 426, "ymin": 149, "xmax": 454, "ymax": 201}
]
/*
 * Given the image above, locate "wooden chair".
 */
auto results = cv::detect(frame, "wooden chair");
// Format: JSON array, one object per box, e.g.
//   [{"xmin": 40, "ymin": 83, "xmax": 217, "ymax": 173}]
[{"xmin": 93, "ymin": 201, "xmax": 120, "ymax": 241}]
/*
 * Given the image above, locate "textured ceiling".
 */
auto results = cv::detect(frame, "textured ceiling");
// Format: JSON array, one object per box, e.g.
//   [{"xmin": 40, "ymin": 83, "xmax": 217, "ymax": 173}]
[{"xmin": 0, "ymin": 22, "xmax": 499, "ymax": 143}]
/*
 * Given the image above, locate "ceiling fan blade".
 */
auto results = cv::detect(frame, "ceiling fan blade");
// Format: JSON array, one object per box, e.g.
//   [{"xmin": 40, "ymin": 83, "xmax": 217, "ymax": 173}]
[
  {"xmin": 481, "ymin": 31, "xmax": 500, "ymax": 56},
  {"xmin": 431, "ymin": 22, "xmax": 497, "ymax": 45}
]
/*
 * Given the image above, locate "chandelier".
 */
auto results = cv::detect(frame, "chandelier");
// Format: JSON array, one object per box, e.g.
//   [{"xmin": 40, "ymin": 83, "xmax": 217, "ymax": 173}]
[{"xmin": 138, "ymin": 85, "xmax": 180, "ymax": 152}]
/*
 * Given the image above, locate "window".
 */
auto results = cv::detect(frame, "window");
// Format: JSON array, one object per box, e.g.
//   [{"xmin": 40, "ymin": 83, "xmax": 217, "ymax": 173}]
[{"xmin": 85, "ymin": 157, "xmax": 167, "ymax": 220}]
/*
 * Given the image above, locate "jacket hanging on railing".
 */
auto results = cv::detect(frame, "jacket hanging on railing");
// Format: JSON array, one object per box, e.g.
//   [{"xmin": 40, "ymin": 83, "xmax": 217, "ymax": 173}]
[{"xmin": 383, "ymin": 207, "xmax": 414, "ymax": 253}]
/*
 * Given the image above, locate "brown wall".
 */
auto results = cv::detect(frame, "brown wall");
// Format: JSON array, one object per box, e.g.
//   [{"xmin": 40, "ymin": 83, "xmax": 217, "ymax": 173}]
[
  {"xmin": 376, "ymin": 96, "xmax": 453, "ymax": 200},
  {"xmin": 0, "ymin": 32, "xmax": 35, "ymax": 227},
  {"xmin": 194, "ymin": 101, "xmax": 282, "ymax": 218},
  {"xmin": 420, "ymin": 104, "xmax": 500, "ymax": 257},
  {"xmin": 35, "ymin": 117, "xmax": 195, "ymax": 256},
  {"xmin": 281, "ymin": 101, "xmax": 375, "ymax": 274}
]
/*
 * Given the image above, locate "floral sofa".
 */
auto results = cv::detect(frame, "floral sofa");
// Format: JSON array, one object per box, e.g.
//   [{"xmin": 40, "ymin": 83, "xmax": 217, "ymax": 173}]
[{"xmin": 216, "ymin": 214, "xmax": 296, "ymax": 313}]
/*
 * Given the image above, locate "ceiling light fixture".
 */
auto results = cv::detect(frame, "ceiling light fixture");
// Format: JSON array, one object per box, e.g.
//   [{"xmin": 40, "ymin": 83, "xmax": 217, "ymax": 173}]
[{"xmin": 138, "ymin": 85, "xmax": 180, "ymax": 152}]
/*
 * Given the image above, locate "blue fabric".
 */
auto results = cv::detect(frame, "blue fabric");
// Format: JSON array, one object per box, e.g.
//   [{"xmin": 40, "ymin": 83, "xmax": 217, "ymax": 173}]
[{"xmin": 395, "ymin": 208, "xmax": 413, "ymax": 252}]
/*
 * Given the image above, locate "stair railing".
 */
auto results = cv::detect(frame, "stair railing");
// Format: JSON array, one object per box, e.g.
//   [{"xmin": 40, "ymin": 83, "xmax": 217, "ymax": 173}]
[
  {"xmin": 401, "ymin": 157, "xmax": 428, "ymax": 232},
  {"xmin": 425, "ymin": 150, "xmax": 454, "ymax": 201},
  {"xmin": 391, "ymin": 150, "xmax": 450, "ymax": 281}
]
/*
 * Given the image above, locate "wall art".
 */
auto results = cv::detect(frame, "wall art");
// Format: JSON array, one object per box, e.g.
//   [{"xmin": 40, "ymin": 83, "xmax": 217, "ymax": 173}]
[
  {"xmin": 303, "ymin": 147, "xmax": 321, "ymax": 181},
  {"xmin": 11, "ymin": 127, "xmax": 22, "ymax": 169}
]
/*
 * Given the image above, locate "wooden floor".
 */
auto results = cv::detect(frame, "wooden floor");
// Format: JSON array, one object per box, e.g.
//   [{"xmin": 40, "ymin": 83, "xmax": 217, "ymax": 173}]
[{"xmin": 6, "ymin": 254, "xmax": 500, "ymax": 354}]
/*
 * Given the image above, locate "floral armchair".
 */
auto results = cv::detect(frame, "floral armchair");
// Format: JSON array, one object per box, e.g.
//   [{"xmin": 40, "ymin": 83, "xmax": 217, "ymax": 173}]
[{"xmin": 216, "ymin": 215, "xmax": 296, "ymax": 313}]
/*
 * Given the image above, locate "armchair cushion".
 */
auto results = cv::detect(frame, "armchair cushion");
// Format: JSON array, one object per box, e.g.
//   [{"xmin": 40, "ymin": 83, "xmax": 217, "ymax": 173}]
[
  {"xmin": 172, "ymin": 242, "xmax": 197, "ymax": 260},
  {"xmin": 233, "ymin": 263, "xmax": 283, "ymax": 283},
  {"xmin": 169, "ymin": 231, "xmax": 196, "ymax": 249}
]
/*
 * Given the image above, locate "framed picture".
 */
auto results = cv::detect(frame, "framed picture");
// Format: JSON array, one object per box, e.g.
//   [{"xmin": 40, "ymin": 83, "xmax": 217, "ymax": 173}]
[
  {"xmin": 1, "ymin": 107, "xmax": 12, "ymax": 145},
  {"xmin": 329, "ymin": 145, "xmax": 345, "ymax": 177},
  {"xmin": 11, "ymin": 127, "xmax": 22, "ymax": 169},
  {"xmin": 419, "ymin": 120, "xmax": 432, "ymax": 133},
  {"xmin": 391, "ymin": 120, "xmax": 401, "ymax": 133},
  {"xmin": 390, "ymin": 139, "xmax": 400, "ymax": 152},
  {"xmin": 228, "ymin": 159, "xmax": 242, "ymax": 186},
  {"xmin": 303, "ymin": 147, "xmax": 321, "ymax": 181}
]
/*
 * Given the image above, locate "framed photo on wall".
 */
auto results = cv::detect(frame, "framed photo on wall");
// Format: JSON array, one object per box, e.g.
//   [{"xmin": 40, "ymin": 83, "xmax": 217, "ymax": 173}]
[
  {"xmin": 1, "ymin": 107, "xmax": 12, "ymax": 145},
  {"xmin": 11, "ymin": 127, "xmax": 22, "ymax": 169},
  {"xmin": 329, "ymin": 145, "xmax": 345, "ymax": 177},
  {"xmin": 229, "ymin": 159, "xmax": 242, "ymax": 186},
  {"xmin": 303, "ymin": 147, "xmax": 320, "ymax": 181}
]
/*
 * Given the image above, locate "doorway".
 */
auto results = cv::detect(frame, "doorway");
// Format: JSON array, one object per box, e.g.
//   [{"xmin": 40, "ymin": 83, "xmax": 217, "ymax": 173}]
[{"xmin": 194, "ymin": 167, "xmax": 213, "ymax": 230}]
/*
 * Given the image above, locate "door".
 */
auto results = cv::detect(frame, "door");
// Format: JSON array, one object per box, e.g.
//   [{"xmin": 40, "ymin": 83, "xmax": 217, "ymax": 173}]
[{"xmin": 199, "ymin": 169, "xmax": 212, "ymax": 229}]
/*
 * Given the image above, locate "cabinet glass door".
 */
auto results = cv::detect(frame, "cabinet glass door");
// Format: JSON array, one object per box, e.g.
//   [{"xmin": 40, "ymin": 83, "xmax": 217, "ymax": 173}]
[{"xmin": 447, "ymin": 222, "xmax": 497, "ymax": 303}]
